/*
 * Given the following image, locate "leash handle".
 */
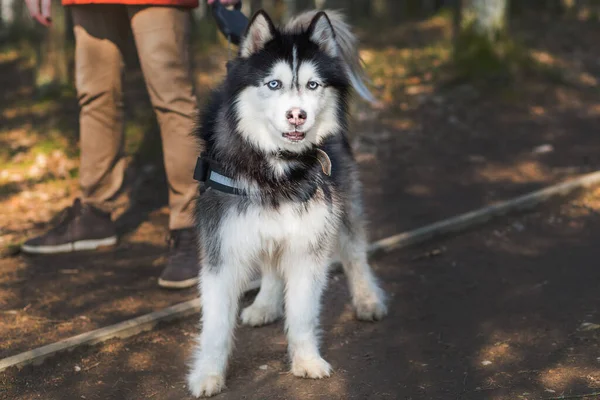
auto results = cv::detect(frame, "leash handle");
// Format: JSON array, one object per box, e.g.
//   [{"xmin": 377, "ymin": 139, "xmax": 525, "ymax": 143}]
[{"xmin": 210, "ymin": 0, "xmax": 249, "ymax": 46}]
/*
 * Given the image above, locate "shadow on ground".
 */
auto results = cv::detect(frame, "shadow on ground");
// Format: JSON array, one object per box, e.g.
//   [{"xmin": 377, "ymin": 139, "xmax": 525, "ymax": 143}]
[
  {"xmin": 2, "ymin": 8, "xmax": 600, "ymax": 400},
  {"xmin": 4, "ymin": 198, "xmax": 600, "ymax": 399}
]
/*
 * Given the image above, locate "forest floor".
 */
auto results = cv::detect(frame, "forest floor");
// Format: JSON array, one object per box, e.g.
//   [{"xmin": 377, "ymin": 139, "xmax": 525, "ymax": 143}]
[{"xmin": 2, "ymin": 9, "xmax": 600, "ymax": 400}]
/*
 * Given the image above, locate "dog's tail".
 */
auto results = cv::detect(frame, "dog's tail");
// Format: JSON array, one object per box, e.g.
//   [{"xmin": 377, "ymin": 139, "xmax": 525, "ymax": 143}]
[{"xmin": 284, "ymin": 10, "xmax": 376, "ymax": 104}]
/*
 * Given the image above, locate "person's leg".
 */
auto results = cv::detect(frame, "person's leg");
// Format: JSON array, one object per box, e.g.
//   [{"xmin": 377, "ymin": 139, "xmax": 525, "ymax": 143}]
[
  {"xmin": 74, "ymin": 5, "xmax": 130, "ymax": 211},
  {"xmin": 22, "ymin": 5, "xmax": 129, "ymax": 254},
  {"xmin": 128, "ymin": 6, "xmax": 199, "ymax": 231},
  {"xmin": 128, "ymin": 6, "xmax": 200, "ymax": 288}
]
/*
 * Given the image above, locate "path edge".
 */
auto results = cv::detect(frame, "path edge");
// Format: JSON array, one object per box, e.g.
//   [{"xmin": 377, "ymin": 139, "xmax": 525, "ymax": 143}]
[{"xmin": 3, "ymin": 170, "xmax": 600, "ymax": 373}]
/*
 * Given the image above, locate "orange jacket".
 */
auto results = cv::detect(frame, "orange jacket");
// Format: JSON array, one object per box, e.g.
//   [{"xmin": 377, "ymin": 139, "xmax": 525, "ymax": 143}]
[{"xmin": 62, "ymin": 0, "xmax": 198, "ymax": 7}]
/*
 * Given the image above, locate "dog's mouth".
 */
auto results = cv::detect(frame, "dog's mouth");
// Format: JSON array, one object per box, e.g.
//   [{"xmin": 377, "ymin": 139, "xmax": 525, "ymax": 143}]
[{"xmin": 282, "ymin": 130, "xmax": 306, "ymax": 142}]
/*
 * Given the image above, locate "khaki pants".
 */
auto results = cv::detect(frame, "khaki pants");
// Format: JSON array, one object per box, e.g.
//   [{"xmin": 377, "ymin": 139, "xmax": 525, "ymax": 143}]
[{"xmin": 72, "ymin": 5, "xmax": 199, "ymax": 230}]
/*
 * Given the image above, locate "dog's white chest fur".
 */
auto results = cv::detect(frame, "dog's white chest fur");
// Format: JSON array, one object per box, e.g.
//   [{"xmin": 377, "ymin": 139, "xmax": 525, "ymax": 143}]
[{"xmin": 219, "ymin": 198, "xmax": 337, "ymax": 266}]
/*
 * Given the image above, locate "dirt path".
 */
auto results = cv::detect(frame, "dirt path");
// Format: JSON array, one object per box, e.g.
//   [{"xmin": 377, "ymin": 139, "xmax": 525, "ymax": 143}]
[
  {"xmin": 3, "ymin": 128, "xmax": 599, "ymax": 362},
  {"xmin": 4, "ymin": 53, "xmax": 600, "ymax": 358},
  {"xmin": 0, "ymin": 208, "xmax": 196, "ymax": 360},
  {"xmin": 3, "ymin": 11, "xmax": 600, "ymax": 398},
  {"xmin": 4, "ymin": 192, "xmax": 600, "ymax": 400},
  {"xmin": 3, "ymin": 74, "xmax": 600, "ymax": 364}
]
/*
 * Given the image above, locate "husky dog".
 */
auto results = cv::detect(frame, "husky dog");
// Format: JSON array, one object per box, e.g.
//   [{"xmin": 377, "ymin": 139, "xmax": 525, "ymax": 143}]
[{"xmin": 187, "ymin": 9, "xmax": 387, "ymax": 397}]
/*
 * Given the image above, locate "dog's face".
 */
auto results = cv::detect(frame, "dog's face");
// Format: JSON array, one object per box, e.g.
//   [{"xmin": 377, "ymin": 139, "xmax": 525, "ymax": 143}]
[{"xmin": 231, "ymin": 11, "xmax": 349, "ymax": 154}]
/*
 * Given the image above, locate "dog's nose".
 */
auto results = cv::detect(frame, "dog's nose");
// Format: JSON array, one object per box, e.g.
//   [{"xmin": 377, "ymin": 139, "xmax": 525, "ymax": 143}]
[{"xmin": 286, "ymin": 108, "xmax": 307, "ymax": 126}]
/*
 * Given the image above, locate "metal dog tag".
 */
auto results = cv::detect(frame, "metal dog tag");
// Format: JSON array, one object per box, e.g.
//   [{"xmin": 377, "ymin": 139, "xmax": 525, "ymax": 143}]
[{"xmin": 316, "ymin": 149, "xmax": 332, "ymax": 176}]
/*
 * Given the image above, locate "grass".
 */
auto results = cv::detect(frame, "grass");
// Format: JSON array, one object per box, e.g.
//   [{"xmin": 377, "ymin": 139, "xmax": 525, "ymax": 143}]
[
  {"xmin": 0, "ymin": 31, "xmax": 168, "ymax": 184},
  {"xmin": 362, "ymin": 44, "xmax": 451, "ymax": 107},
  {"xmin": 0, "ymin": 8, "xmax": 581, "ymax": 185},
  {"xmin": 358, "ymin": 7, "xmax": 573, "ymax": 110},
  {"xmin": 452, "ymin": 23, "xmax": 566, "ymax": 86}
]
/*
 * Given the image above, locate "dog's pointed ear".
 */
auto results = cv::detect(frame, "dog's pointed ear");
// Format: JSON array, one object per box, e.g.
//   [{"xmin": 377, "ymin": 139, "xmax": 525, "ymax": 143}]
[
  {"xmin": 307, "ymin": 12, "xmax": 337, "ymax": 57},
  {"xmin": 240, "ymin": 10, "xmax": 276, "ymax": 58}
]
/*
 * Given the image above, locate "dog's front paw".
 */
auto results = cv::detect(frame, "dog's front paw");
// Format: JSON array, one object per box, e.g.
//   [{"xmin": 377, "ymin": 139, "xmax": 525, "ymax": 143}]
[
  {"xmin": 187, "ymin": 371, "xmax": 225, "ymax": 398},
  {"xmin": 353, "ymin": 285, "xmax": 388, "ymax": 321},
  {"xmin": 240, "ymin": 303, "xmax": 282, "ymax": 327},
  {"xmin": 291, "ymin": 357, "xmax": 332, "ymax": 379}
]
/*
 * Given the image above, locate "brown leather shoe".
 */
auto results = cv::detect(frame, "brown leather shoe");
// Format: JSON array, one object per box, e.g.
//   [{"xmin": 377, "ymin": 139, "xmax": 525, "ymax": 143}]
[
  {"xmin": 158, "ymin": 228, "xmax": 200, "ymax": 289},
  {"xmin": 21, "ymin": 198, "xmax": 117, "ymax": 254}
]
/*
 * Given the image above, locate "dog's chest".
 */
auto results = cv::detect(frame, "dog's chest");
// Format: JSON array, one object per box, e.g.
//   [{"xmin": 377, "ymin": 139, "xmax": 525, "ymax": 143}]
[{"xmin": 222, "ymin": 197, "xmax": 338, "ymax": 250}]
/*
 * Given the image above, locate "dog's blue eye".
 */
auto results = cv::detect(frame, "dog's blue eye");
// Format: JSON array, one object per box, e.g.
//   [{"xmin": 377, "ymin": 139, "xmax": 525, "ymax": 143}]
[
  {"xmin": 307, "ymin": 81, "xmax": 320, "ymax": 90},
  {"xmin": 266, "ymin": 80, "xmax": 282, "ymax": 90}
]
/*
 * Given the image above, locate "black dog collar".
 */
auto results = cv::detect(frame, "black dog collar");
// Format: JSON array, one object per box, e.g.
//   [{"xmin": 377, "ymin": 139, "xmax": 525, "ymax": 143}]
[
  {"xmin": 194, "ymin": 149, "xmax": 332, "ymax": 196},
  {"xmin": 193, "ymin": 154, "xmax": 246, "ymax": 195}
]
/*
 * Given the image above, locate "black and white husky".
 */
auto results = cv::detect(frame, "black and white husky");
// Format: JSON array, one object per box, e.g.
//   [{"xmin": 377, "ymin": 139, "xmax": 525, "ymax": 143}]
[{"xmin": 187, "ymin": 9, "xmax": 387, "ymax": 397}]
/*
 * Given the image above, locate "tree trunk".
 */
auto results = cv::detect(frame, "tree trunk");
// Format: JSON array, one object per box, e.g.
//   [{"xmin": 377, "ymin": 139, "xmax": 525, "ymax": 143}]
[
  {"xmin": 453, "ymin": 0, "xmax": 515, "ymax": 79},
  {"xmin": 11, "ymin": 0, "xmax": 34, "ymax": 29},
  {"xmin": 371, "ymin": 0, "xmax": 388, "ymax": 18},
  {"xmin": 281, "ymin": 0, "xmax": 296, "ymax": 22},
  {"xmin": 295, "ymin": 0, "xmax": 314, "ymax": 12},
  {"xmin": 452, "ymin": 0, "xmax": 462, "ymax": 47},
  {"xmin": 249, "ymin": 0, "xmax": 262, "ymax": 15},
  {"xmin": 461, "ymin": 0, "xmax": 507, "ymax": 39},
  {"xmin": 192, "ymin": 1, "xmax": 207, "ymax": 20},
  {"xmin": 421, "ymin": 0, "xmax": 437, "ymax": 15},
  {"xmin": 35, "ymin": 0, "xmax": 70, "ymax": 88}
]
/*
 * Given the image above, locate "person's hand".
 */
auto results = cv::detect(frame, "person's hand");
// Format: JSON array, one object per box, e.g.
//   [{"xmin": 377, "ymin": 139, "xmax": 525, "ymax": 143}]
[
  {"xmin": 207, "ymin": 0, "xmax": 240, "ymax": 5},
  {"xmin": 25, "ymin": 0, "xmax": 52, "ymax": 27}
]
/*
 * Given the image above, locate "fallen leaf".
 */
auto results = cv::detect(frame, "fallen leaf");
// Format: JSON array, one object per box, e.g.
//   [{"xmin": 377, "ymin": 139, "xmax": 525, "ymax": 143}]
[
  {"xmin": 412, "ymin": 247, "xmax": 446, "ymax": 261},
  {"xmin": 580, "ymin": 322, "xmax": 600, "ymax": 331},
  {"xmin": 60, "ymin": 269, "xmax": 79, "ymax": 274},
  {"xmin": 532, "ymin": 144, "xmax": 554, "ymax": 154}
]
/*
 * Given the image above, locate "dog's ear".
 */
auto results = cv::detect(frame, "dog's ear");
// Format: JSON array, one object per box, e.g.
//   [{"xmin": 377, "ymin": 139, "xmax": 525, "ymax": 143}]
[
  {"xmin": 240, "ymin": 10, "xmax": 276, "ymax": 58},
  {"xmin": 307, "ymin": 12, "xmax": 337, "ymax": 57}
]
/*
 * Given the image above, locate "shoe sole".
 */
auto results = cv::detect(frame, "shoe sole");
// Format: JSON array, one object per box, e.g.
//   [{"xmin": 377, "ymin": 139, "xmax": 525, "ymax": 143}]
[
  {"xmin": 158, "ymin": 277, "xmax": 199, "ymax": 289},
  {"xmin": 21, "ymin": 236, "xmax": 118, "ymax": 254}
]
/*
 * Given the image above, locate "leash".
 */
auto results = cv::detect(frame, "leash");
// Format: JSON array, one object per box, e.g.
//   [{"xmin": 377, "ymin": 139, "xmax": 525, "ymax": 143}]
[
  {"xmin": 194, "ymin": 0, "xmax": 250, "ymax": 195},
  {"xmin": 210, "ymin": 0, "xmax": 249, "ymax": 60}
]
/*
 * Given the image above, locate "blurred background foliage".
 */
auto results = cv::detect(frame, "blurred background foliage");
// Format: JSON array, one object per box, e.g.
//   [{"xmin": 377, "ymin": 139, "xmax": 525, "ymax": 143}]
[{"xmin": 2, "ymin": 0, "xmax": 600, "ymax": 250}]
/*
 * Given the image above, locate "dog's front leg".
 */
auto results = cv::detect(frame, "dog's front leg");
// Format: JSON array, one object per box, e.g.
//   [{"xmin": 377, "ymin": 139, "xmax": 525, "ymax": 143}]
[
  {"xmin": 188, "ymin": 265, "xmax": 245, "ymax": 398},
  {"xmin": 241, "ymin": 268, "xmax": 284, "ymax": 327},
  {"xmin": 283, "ymin": 259, "xmax": 332, "ymax": 379}
]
